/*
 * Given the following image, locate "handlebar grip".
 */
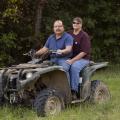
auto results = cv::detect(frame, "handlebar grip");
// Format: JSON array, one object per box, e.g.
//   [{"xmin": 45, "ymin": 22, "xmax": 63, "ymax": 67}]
[{"xmin": 23, "ymin": 53, "xmax": 29, "ymax": 56}]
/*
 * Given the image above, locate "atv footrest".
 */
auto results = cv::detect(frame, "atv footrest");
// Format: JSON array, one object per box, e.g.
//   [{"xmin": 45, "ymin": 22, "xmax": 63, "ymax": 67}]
[{"xmin": 71, "ymin": 99, "xmax": 85, "ymax": 104}]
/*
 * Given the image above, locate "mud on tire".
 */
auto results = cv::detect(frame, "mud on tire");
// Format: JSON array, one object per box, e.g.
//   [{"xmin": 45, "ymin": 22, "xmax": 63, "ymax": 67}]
[
  {"xmin": 34, "ymin": 89, "xmax": 65, "ymax": 117},
  {"xmin": 90, "ymin": 80, "xmax": 111, "ymax": 103}
]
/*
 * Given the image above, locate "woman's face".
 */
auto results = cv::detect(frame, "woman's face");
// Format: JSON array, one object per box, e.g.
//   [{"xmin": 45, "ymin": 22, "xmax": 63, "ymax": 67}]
[{"xmin": 72, "ymin": 20, "xmax": 82, "ymax": 30}]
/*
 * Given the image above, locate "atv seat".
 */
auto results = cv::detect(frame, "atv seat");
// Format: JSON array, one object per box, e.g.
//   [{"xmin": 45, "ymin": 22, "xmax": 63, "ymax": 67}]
[{"xmin": 80, "ymin": 61, "xmax": 108, "ymax": 83}]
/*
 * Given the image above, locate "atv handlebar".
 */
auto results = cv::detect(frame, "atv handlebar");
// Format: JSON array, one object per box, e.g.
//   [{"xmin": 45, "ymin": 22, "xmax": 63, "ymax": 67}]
[
  {"xmin": 23, "ymin": 49, "xmax": 61, "ymax": 64},
  {"xmin": 23, "ymin": 49, "xmax": 36, "ymax": 58},
  {"xmin": 48, "ymin": 50, "xmax": 62, "ymax": 54},
  {"xmin": 23, "ymin": 49, "xmax": 60, "ymax": 57}
]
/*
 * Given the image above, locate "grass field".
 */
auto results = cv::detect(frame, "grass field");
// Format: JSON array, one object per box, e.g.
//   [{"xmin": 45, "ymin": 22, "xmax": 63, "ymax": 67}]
[{"xmin": 0, "ymin": 65, "xmax": 120, "ymax": 120}]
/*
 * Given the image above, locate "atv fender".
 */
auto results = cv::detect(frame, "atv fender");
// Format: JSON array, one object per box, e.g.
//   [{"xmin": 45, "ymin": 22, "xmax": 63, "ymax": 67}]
[{"xmin": 18, "ymin": 66, "xmax": 72, "ymax": 103}]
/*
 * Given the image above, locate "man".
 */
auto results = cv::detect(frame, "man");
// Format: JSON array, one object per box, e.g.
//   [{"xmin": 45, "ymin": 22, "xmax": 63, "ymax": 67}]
[
  {"xmin": 67, "ymin": 17, "xmax": 91, "ymax": 97},
  {"xmin": 35, "ymin": 20, "xmax": 73, "ymax": 80}
]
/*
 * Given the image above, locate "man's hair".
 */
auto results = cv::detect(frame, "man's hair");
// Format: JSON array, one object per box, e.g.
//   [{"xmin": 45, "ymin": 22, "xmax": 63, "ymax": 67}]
[
  {"xmin": 53, "ymin": 20, "xmax": 64, "ymax": 26},
  {"xmin": 73, "ymin": 17, "xmax": 82, "ymax": 24}
]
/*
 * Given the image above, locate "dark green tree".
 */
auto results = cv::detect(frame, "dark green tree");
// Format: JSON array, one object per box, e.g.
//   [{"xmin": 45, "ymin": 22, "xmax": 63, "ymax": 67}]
[{"xmin": 0, "ymin": 0, "xmax": 119, "ymax": 66}]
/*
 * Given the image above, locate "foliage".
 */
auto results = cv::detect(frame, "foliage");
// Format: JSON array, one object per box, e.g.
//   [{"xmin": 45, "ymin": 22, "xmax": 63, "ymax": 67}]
[
  {"xmin": 0, "ymin": 32, "xmax": 17, "ymax": 66},
  {"xmin": 0, "ymin": 0, "xmax": 120, "ymax": 66}
]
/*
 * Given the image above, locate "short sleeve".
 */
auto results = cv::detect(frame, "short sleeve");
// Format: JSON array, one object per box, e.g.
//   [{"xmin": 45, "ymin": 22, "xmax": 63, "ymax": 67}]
[
  {"xmin": 80, "ymin": 33, "xmax": 91, "ymax": 53},
  {"xmin": 65, "ymin": 34, "xmax": 74, "ymax": 46}
]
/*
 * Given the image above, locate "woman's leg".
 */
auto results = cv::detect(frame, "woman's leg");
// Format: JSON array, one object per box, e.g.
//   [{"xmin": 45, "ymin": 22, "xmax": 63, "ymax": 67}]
[{"xmin": 70, "ymin": 59, "xmax": 89, "ymax": 92}]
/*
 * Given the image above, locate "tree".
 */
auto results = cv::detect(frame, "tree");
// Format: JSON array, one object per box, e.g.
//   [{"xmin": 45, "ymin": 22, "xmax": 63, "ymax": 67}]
[
  {"xmin": 34, "ymin": 0, "xmax": 47, "ymax": 46},
  {"xmin": 0, "ymin": 0, "xmax": 119, "ymax": 66}
]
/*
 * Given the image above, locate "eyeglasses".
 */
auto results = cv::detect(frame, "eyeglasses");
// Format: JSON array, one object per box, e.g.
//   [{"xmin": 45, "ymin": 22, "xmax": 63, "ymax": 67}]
[
  {"xmin": 54, "ymin": 25, "xmax": 63, "ymax": 28},
  {"xmin": 72, "ymin": 22, "xmax": 80, "ymax": 25}
]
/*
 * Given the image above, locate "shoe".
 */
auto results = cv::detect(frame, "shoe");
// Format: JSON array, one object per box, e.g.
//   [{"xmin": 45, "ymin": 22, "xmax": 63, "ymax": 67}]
[{"xmin": 71, "ymin": 90, "xmax": 78, "ymax": 100}]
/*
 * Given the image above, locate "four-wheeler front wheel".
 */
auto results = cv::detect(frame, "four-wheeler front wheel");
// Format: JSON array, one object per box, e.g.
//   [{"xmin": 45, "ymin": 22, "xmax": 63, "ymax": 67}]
[
  {"xmin": 34, "ymin": 89, "xmax": 65, "ymax": 117},
  {"xmin": 90, "ymin": 80, "xmax": 111, "ymax": 104}
]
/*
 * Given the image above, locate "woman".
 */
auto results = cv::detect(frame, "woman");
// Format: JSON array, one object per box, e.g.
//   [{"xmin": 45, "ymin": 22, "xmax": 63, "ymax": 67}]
[{"xmin": 67, "ymin": 17, "xmax": 91, "ymax": 97}]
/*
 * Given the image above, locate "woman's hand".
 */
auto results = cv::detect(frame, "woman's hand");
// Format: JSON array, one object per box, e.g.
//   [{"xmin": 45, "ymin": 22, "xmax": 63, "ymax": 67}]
[{"xmin": 66, "ymin": 59, "xmax": 74, "ymax": 65}]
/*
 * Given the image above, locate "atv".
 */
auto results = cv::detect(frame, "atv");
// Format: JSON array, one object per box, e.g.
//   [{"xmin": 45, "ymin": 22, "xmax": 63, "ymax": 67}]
[{"xmin": 0, "ymin": 49, "xmax": 110, "ymax": 117}]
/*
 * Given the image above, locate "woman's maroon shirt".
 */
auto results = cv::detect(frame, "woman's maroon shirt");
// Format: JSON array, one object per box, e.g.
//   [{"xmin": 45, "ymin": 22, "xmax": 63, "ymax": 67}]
[{"xmin": 68, "ymin": 30, "xmax": 91, "ymax": 60}]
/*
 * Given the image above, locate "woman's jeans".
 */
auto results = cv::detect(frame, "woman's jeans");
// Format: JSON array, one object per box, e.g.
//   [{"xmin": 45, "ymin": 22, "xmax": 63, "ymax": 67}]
[{"xmin": 70, "ymin": 59, "xmax": 89, "ymax": 92}]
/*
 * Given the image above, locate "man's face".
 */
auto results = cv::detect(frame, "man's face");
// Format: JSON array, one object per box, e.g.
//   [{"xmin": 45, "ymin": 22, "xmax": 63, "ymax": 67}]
[
  {"xmin": 53, "ymin": 21, "xmax": 64, "ymax": 35},
  {"xmin": 72, "ymin": 20, "xmax": 82, "ymax": 30}
]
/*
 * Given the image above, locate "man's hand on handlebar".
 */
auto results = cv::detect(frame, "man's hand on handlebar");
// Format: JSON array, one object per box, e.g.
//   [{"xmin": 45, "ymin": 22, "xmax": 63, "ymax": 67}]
[
  {"xmin": 56, "ymin": 49, "xmax": 63, "ymax": 55},
  {"xmin": 48, "ymin": 49, "xmax": 63, "ymax": 55},
  {"xmin": 34, "ymin": 52, "xmax": 40, "ymax": 58}
]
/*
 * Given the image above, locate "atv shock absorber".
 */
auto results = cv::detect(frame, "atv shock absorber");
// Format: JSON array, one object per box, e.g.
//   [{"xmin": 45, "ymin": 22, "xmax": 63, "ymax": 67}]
[{"xmin": 10, "ymin": 92, "xmax": 16, "ymax": 104}]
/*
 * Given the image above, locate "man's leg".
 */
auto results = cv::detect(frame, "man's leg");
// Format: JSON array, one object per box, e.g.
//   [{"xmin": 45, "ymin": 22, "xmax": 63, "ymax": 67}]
[
  {"xmin": 57, "ymin": 59, "xmax": 71, "ymax": 84},
  {"xmin": 70, "ymin": 59, "xmax": 89, "ymax": 92}
]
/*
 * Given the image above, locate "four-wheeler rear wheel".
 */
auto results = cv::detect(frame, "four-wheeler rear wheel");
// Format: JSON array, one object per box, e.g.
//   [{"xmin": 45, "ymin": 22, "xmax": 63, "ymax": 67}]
[
  {"xmin": 34, "ymin": 89, "xmax": 65, "ymax": 117},
  {"xmin": 90, "ymin": 80, "xmax": 111, "ymax": 103}
]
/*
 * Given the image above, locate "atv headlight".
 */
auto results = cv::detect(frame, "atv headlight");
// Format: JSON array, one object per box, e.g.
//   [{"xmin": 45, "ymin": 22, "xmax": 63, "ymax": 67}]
[{"xmin": 26, "ymin": 72, "xmax": 33, "ymax": 79}]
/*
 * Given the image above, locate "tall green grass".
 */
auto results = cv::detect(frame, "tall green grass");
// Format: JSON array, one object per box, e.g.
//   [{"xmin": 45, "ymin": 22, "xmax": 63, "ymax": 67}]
[{"xmin": 0, "ymin": 65, "xmax": 120, "ymax": 120}]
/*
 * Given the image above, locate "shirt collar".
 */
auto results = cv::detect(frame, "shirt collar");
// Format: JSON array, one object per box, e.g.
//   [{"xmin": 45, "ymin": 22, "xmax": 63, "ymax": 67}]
[{"xmin": 53, "ymin": 32, "xmax": 65, "ymax": 40}]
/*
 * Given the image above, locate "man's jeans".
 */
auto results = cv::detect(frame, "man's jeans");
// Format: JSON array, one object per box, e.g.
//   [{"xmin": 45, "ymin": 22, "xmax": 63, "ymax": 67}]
[
  {"xmin": 51, "ymin": 58, "xmax": 89, "ymax": 92},
  {"xmin": 57, "ymin": 59, "xmax": 71, "ymax": 84},
  {"xmin": 50, "ymin": 58, "xmax": 71, "ymax": 83},
  {"xmin": 70, "ymin": 59, "xmax": 89, "ymax": 92}
]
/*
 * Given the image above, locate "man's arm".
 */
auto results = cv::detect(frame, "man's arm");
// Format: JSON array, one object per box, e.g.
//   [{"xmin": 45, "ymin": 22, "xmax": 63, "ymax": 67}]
[
  {"xmin": 35, "ymin": 47, "xmax": 48, "ymax": 55},
  {"xmin": 57, "ymin": 46, "xmax": 72, "ymax": 54},
  {"xmin": 57, "ymin": 33, "xmax": 73, "ymax": 54}
]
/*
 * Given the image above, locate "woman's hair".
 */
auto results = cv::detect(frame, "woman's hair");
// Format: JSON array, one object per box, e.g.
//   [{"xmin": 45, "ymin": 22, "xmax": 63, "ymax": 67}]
[{"xmin": 73, "ymin": 17, "xmax": 82, "ymax": 24}]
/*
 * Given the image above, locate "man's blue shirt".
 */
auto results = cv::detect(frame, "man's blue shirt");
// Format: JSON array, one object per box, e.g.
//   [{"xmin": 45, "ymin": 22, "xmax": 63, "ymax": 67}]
[
  {"xmin": 45, "ymin": 32, "xmax": 73, "ymax": 50},
  {"xmin": 44, "ymin": 32, "xmax": 73, "ymax": 61}
]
